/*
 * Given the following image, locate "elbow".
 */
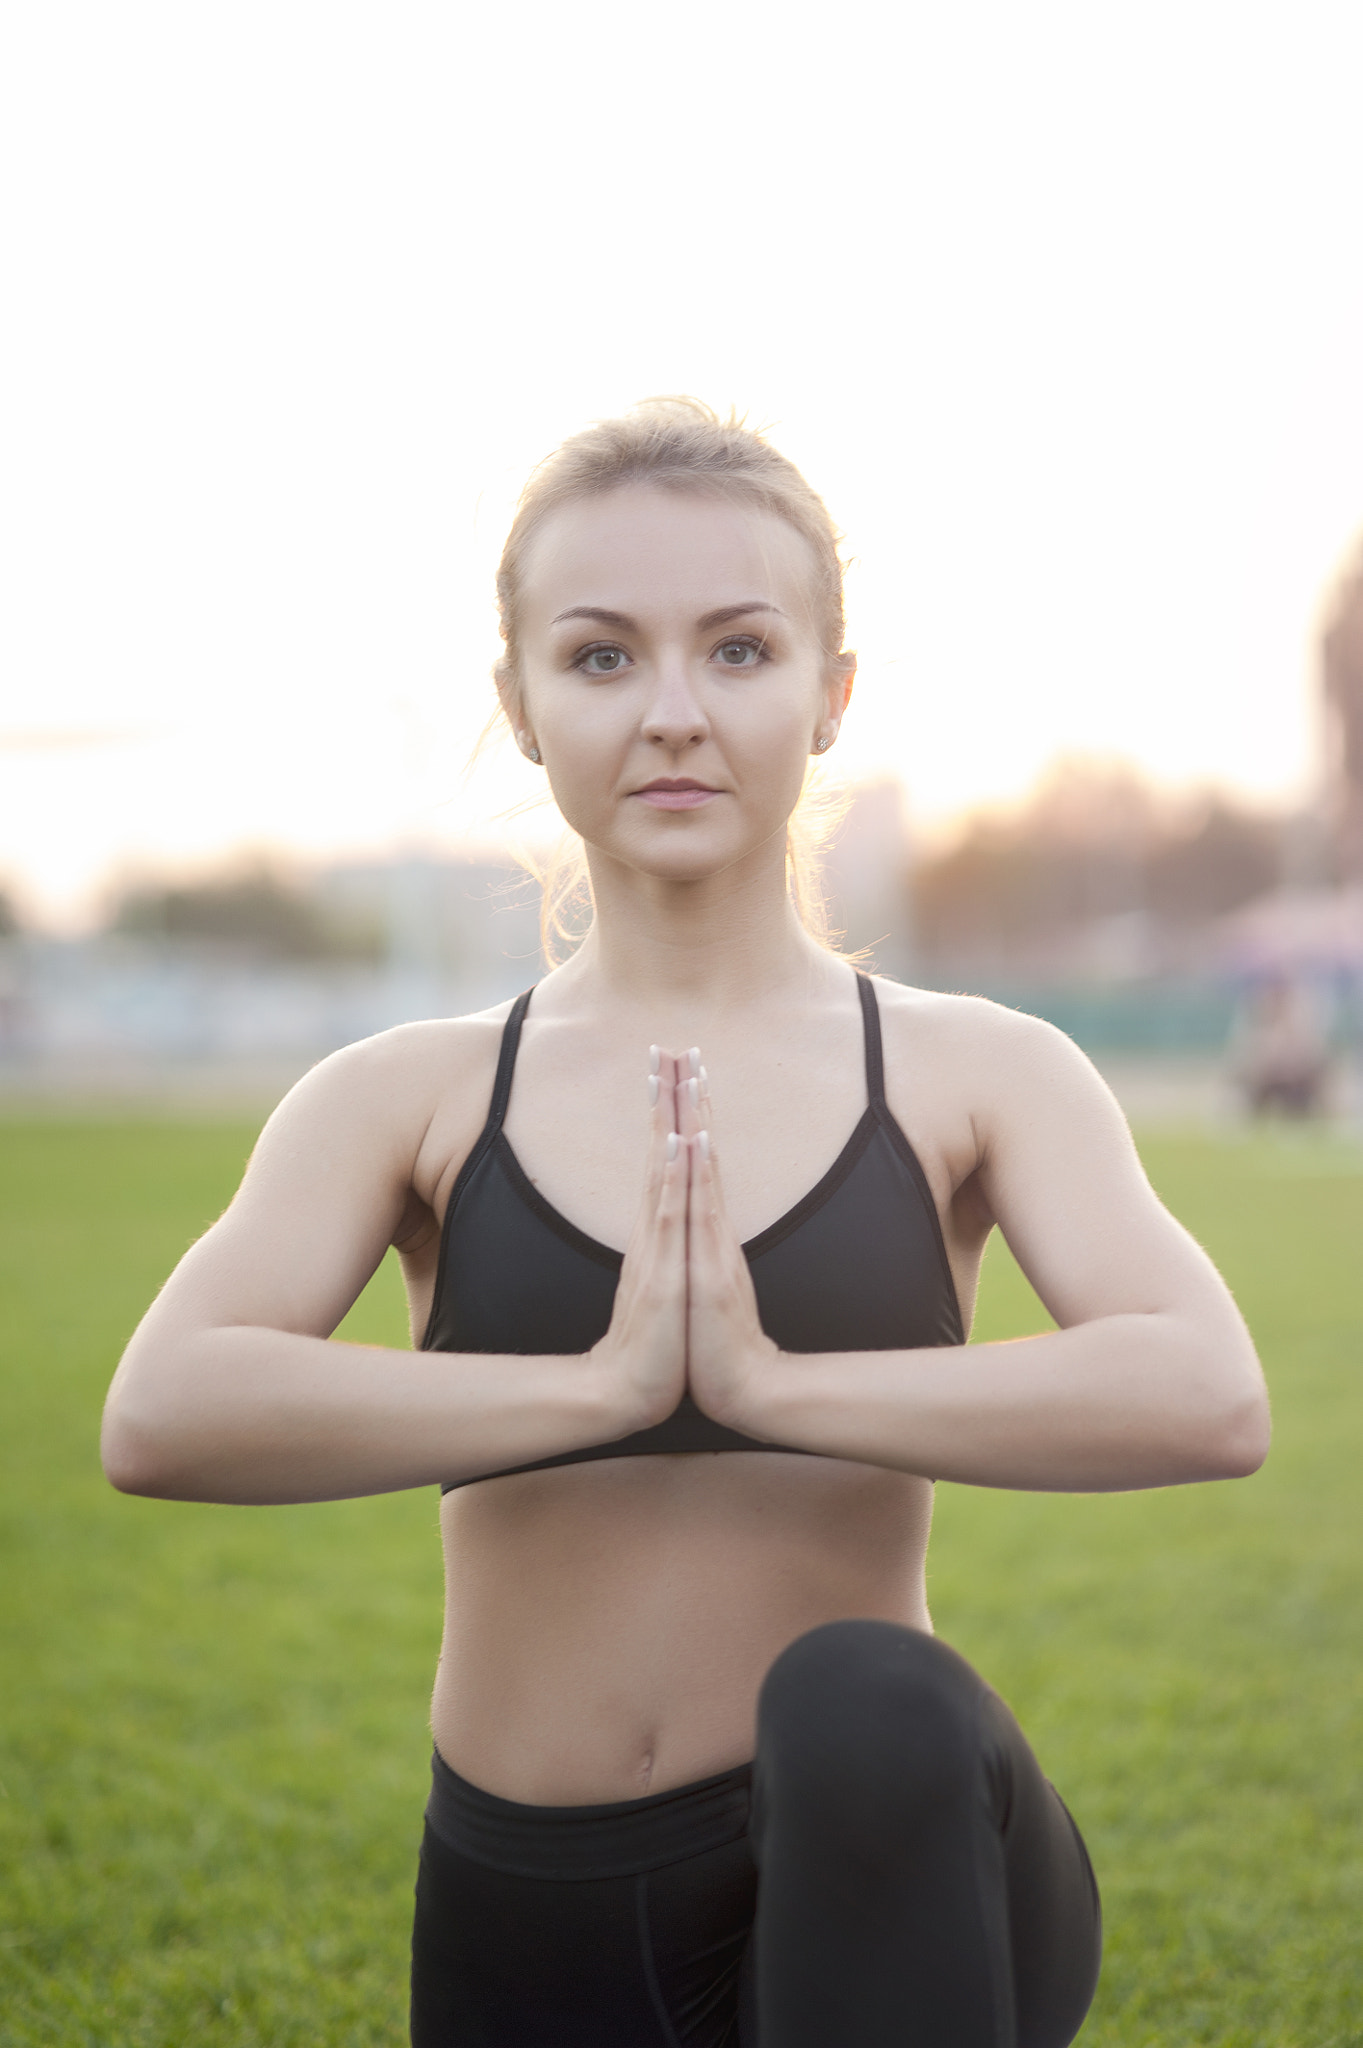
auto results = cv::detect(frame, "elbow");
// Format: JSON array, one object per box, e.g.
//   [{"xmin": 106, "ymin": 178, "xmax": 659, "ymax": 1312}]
[
  {"xmin": 101, "ymin": 1332, "xmax": 208, "ymax": 1498},
  {"xmin": 1158, "ymin": 1310, "xmax": 1270, "ymax": 1483},
  {"xmin": 100, "ymin": 1405, "xmax": 182, "ymax": 1498},
  {"xmin": 1216, "ymin": 1390, "xmax": 1271, "ymax": 1478},
  {"xmin": 1194, "ymin": 1376, "xmax": 1271, "ymax": 1482}
]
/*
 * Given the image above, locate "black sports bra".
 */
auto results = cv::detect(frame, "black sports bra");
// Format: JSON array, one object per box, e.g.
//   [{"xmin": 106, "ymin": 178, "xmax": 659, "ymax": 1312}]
[{"xmin": 425, "ymin": 973, "xmax": 964, "ymax": 1489}]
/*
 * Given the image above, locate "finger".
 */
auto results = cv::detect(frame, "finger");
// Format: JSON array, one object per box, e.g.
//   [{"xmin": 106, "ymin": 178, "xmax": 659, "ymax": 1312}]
[
  {"xmin": 628, "ymin": 1105, "xmax": 685, "ymax": 1267},
  {"xmin": 647, "ymin": 1051, "xmax": 679, "ymax": 1127},
  {"xmin": 653, "ymin": 1127, "xmax": 689, "ymax": 1256},
  {"xmin": 691, "ymin": 1055, "xmax": 711, "ymax": 1130},
  {"xmin": 685, "ymin": 1131, "xmax": 706, "ymax": 1290},
  {"xmin": 648, "ymin": 1047, "xmax": 680, "ymax": 1100},
  {"xmin": 698, "ymin": 1126, "xmax": 747, "ymax": 1284},
  {"xmin": 687, "ymin": 1129, "xmax": 738, "ymax": 1340},
  {"xmin": 693, "ymin": 1122, "xmax": 723, "ymax": 1220},
  {"xmin": 643, "ymin": 1049, "xmax": 678, "ymax": 1210},
  {"xmin": 676, "ymin": 1049, "xmax": 704, "ymax": 1142},
  {"xmin": 689, "ymin": 1127, "xmax": 759, "ymax": 1322},
  {"xmin": 686, "ymin": 1126, "xmax": 719, "ymax": 1261}
]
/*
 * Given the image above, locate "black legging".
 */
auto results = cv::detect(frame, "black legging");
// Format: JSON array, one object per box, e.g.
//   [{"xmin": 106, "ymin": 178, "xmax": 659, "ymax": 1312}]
[{"xmin": 411, "ymin": 1621, "xmax": 1101, "ymax": 2046}]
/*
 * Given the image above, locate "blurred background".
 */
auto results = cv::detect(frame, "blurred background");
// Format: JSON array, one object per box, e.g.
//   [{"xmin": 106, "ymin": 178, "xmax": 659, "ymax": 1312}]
[
  {"xmin": 6, "ymin": 14, "xmax": 1363, "ymax": 2042},
  {"xmin": 3, "ymin": 0, "xmax": 1362, "ymax": 1118}
]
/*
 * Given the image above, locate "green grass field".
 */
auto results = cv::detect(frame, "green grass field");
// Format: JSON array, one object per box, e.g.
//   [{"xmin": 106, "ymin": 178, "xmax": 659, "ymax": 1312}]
[{"xmin": 1, "ymin": 1117, "xmax": 1361, "ymax": 2046}]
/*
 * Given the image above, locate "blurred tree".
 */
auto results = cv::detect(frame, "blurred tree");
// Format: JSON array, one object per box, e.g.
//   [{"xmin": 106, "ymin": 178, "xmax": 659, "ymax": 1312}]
[
  {"xmin": 0, "ymin": 888, "xmax": 20, "ymax": 937},
  {"xmin": 913, "ymin": 761, "xmax": 1285, "ymax": 966},
  {"xmin": 1321, "ymin": 532, "xmax": 1363, "ymax": 881},
  {"xmin": 1146, "ymin": 800, "xmax": 1281, "ymax": 925},
  {"xmin": 108, "ymin": 863, "xmax": 385, "ymax": 962}
]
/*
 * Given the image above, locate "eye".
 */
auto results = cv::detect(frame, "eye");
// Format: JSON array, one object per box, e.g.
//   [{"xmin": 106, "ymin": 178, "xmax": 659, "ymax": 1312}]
[
  {"xmin": 575, "ymin": 644, "xmax": 632, "ymax": 677},
  {"xmin": 713, "ymin": 636, "xmax": 767, "ymax": 669}
]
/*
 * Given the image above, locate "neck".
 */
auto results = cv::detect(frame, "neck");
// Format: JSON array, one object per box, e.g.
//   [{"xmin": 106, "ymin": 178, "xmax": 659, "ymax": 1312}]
[{"xmin": 558, "ymin": 836, "xmax": 838, "ymax": 1014}]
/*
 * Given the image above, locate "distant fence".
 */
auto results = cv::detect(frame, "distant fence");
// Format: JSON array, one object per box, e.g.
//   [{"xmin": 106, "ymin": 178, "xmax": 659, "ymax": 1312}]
[
  {"xmin": 923, "ymin": 975, "xmax": 1363, "ymax": 1056},
  {"xmin": 918, "ymin": 978, "xmax": 1251, "ymax": 1056}
]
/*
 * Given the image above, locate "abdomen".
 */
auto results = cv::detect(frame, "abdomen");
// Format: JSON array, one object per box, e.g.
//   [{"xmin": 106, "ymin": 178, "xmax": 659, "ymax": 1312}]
[{"xmin": 431, "ymin": 1452, "xmax": 935, "ymax": 1805}]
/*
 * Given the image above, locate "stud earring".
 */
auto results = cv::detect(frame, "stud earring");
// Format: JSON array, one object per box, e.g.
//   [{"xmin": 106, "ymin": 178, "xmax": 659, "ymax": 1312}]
[
  {"xmin": 814, "ymin": 735, "xmax": 830, "ymax": 753},
  {"xmin": 521, "ymin": 736, "xmax": 541, "ymax": 763},
  {"xmin": 527, "ymin": 746, "xmax": 541, "ymax": 763}
]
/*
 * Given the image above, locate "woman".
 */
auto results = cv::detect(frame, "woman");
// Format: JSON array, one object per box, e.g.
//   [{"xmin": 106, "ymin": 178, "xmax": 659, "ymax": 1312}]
[{"xmin": 102, "ymin": 399, "xmax": 1270, "ymax": 2047}]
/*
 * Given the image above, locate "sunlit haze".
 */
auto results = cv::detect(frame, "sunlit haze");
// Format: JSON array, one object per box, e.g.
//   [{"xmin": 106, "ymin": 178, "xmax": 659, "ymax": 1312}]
[{"xmin": 3, "ymin": 3, "xmax": 1362, "ymax": 926}]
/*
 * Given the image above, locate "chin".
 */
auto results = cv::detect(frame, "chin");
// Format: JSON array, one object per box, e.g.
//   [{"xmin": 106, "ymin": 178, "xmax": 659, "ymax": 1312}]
[
  {"xmin": 633, "ymin": 818, "xmax": 770, "ymax": 874},
  {"xmin": 630, "ymin": 848, "xmax": 739, "ymax": 887}
]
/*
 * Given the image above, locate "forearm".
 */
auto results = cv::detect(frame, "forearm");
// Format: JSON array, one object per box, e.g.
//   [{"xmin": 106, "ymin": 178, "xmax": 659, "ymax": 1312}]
[
  {"xmin": 101, "ymin": 1326, "xmax": 627, "ymax": 1505},
  {"xmin": 732, "ymin": 1314, "xmax": 1270, "ymax": 1491}
]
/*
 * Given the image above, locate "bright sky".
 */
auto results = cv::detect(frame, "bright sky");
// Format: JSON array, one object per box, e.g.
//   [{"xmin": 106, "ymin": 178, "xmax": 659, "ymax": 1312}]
[{"xmin": 2, "ymin": 2, "xmax": 1361, "ymax": 926}]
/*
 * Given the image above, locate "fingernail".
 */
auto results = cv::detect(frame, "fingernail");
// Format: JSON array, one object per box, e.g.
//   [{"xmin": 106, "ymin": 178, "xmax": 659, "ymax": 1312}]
[
  {"xmin": 649, "ymin": 1046, "xmax": 661, "ymax": 1075},
  {"xmin": 697, "ymin": 1130, "xmax": 710, "ymax": 1162},
  {"xmin": 699, "ymin": 1065, "xmax": 708, "ymax": 1086},
  {"xmin": 666, "ymin": 1132, "xmax": 679, "ymax": 1162},
  {"xmin": 689, "ymin": 1048, "xmax": 701, "ymax": 1076},
  {"xmin": 648, "ymin": 1075, "xmax": 659, "ymax": 1107},
  {"xmin": 688, "ymin": 1077, "xmax": 699, "ymax": 1109}
]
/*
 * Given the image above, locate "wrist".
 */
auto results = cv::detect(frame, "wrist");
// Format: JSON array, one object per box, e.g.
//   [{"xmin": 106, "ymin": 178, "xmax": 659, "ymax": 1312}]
[
  {"xmin": 584, "ymin": 1344, "xmax": 679, "ymax": 1439},
  {"xmin": 700, "ymin": 1339, "xmax": 788, "ymax": 1438}
]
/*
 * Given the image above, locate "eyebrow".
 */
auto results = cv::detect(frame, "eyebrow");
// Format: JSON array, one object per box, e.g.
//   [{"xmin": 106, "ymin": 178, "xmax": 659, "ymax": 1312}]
[{"xmin": 549, "ymin": 601, "xmax": 787, "ymax": 631}]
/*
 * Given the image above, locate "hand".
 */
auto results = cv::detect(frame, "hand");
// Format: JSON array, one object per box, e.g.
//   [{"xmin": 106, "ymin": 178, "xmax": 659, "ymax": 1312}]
[
  {"xmin": 677, "ymin": 1051, "xmax": 780, "ymax": 1430},
  {"xmin": 587, "ymin": 1048, "xmax": 689, "ymax": 1432}
]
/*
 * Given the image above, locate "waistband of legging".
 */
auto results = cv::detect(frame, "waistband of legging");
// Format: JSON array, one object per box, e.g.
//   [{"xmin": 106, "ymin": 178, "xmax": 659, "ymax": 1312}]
[{"xmin": 424, "ymin": 1747, "xmax": 753, "ymax": 1881}]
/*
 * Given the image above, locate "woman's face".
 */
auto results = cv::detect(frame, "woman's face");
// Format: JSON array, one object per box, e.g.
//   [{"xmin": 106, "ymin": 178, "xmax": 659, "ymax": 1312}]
[{"xmin": 510, "ymin": 485, "xmax": 853, "ymax": 885}]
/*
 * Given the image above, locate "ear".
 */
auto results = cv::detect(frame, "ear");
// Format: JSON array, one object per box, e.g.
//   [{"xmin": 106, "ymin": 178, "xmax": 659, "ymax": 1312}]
[
  {"xmin": 833, "ymin": 652, "xmax": 856, "ymax": 717},
  {"xmin": 822, "ymin": 651, "xmax": 856, "ymax": 733},
  {"xmin": 495, "ymin": 662, "xmax": 541, "ymax": 762},
  {"xmin": 493, "ymin": 657, "xmax": 521, "ymax": 731}
]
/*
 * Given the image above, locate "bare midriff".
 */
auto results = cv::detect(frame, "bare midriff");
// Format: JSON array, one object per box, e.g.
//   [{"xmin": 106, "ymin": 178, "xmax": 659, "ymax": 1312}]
[{"xmin": 431, "ymin": 1450, "xmax": 935, "ymax": 1806}]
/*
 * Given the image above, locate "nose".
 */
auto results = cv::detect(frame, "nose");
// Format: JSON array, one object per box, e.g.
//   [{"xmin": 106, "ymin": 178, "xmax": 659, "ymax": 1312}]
[{"xmin": 640, "ymin": 650, "xmax": 710, "ymax": 751}]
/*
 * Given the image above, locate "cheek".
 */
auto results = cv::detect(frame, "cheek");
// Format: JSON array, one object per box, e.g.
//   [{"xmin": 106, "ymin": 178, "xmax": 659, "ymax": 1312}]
[
  {"xmin": 536, "ymin": 693, "xmax": 625, "ymax": 780},
  {"xmin": 728, "ymin": 679, "xmax": 820, "ymax": 776},
  {"xmin": 533, "ymin": 700, "xmax": 629, "ymax": 832}
]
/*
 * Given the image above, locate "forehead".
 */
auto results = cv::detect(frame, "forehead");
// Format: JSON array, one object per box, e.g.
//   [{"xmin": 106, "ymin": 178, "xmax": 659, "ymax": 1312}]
[{"xmin": 519, "ymin": 485, "xmax": 817, "ymax": 629}]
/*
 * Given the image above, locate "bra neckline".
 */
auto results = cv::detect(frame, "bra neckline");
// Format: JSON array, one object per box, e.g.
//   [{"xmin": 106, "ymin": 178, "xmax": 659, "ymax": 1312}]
[
  {"xmin": 493, "ymin": 1102, "xmax": 885, "ymax": 1271},
  {"xmin": 486, "ymin": 968, "xmax": 890, "ymax": 1268},
  {"xmin": 421, "ymin": 970, "xmax": 966, "ymax": 1356}
]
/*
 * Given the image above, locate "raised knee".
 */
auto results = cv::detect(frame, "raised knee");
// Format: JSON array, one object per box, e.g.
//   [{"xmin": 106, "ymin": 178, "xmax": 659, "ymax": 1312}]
[
  {"xmin": 757, "ymin": 1621, "xmax": 983, "ymax": 1791},
  {"xmin": 761, "ymin": 1620, "xmax": 980, "ymax": 1719}
]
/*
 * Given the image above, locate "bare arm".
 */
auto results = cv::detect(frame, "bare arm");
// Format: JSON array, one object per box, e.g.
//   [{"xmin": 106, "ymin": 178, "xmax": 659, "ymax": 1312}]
[
  {"xmin": 685, "ymin": 1007, "xmax": 1270, "ymax": 1491},
  {"xmin": 101, "ymin": 1029, "xmax": 688, "ymax": 1505}
]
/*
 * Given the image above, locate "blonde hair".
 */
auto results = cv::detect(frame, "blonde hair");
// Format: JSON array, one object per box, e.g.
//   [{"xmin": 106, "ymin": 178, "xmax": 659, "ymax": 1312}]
[{"xmin": 492, "ymin": 397, "xmax": 853, "ymax": 961}]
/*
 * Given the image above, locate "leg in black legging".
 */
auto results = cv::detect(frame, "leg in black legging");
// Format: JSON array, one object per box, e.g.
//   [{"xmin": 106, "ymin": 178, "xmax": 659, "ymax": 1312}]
[{"xmin": 744, "ymin": 1620, "xmax": 1101, "ymax": 2048}]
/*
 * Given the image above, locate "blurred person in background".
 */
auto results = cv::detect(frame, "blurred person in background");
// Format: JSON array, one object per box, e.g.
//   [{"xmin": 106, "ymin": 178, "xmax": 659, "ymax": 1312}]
[
  {"xmin": 1230, "ymin": 974, "xmax": 1332, "ymax": 1118},
  {"xmin": 101, "ymin": 400, "xmax": 1269, "ymax": 2047}
]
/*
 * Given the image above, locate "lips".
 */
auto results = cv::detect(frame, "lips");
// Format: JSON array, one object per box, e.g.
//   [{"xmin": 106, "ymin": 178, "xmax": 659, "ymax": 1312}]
[{"xmin": 633, "ymin": 778, "xmax": 719, "ymax": 810}]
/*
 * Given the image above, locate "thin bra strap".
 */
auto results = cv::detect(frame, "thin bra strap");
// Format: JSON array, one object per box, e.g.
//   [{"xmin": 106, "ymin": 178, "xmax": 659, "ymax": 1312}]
[
  {"xmin": 486, "ymin": 986, "xmax": 536, "ymax": 1133},
  {"xmin": 855, "ymin": 971, "xmax": 887, "ymax": 1108}
]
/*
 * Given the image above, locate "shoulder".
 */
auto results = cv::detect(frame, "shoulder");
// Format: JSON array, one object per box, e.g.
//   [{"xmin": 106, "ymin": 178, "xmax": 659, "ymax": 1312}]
[
  {"xmin": 868, "ymin": 975, "xmax": 1127, "ymax": 1152},
  {"xmin": 871, "ymin": 974, "xmax": 1086, "ymax": 1070},
  {"xmin": 247, "ymin": 997, "xmax": 524, "ymax": 1191},
  {"xmin": 276, "ymin": 999, "xmax": 516, "ymax": 1115}
]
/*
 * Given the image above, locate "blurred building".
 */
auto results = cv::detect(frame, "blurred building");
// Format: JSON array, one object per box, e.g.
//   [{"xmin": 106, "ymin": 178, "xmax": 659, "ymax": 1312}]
[
  {"xmin": 1322, "ymin": 532, "xmax": 1363, "ymax": 883},
  {"xmin": 910, "ymin": 761, "xmax": 1284, "ymax": 982},
  {"xmin": 0, "ymin": 855, "xmax": 543, "ymax": 1094},
  {"xmin": 4, "ymin": 743, "xmax": 1363, "ymax": 1103}
]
